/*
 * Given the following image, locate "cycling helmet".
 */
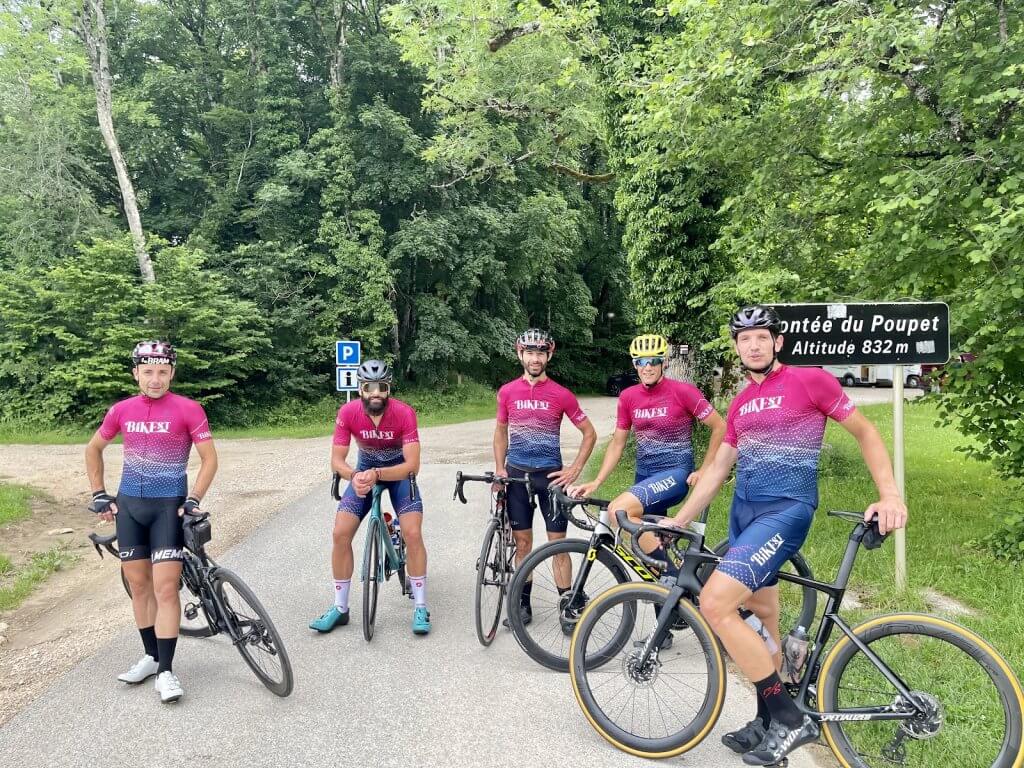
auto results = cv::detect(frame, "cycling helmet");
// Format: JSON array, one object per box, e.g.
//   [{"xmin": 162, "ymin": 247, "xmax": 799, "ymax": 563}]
[
  {"xmin": 357, "ymin": 359, "xmax": 392, "ymax": 383},
  {"xmin": 729, "ymin": 305, "xmax": 782, "ymax": 339},
  {"xmin": 131, "ymin": 340, "xmax": 176, "ymax": 367},
  {"xmin": 629, "ymin": 334, "xmax": 669, "ymax": 358},
  {"xmin": 515, "ymin": 328, "xmax": 555, "ymax": 354}
]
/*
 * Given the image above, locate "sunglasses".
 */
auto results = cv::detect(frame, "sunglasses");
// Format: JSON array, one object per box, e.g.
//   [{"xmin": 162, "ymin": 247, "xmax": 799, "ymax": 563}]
[
  {"xmin": 632, "ymin": 357, "xmax": 665, "ymax": 368},
  {"xmin": 359, "ymin": 382, "xmax": 390, "ymax": 395},
  {"xmin": 521, "ymin": 344, "xmax": 551, "ymax": 353}
]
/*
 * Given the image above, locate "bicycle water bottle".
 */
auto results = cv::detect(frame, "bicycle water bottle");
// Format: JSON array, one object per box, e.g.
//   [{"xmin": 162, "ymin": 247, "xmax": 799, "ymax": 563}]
[
  {"xmin": 384, "ymin": 511, "xmax": 400, "ymax": 549},
  {"xmin": 781, "ymin": 625, "xmax": 810, "ymax": 683},
  {"xmin": 740, "ymin": 609, "xmax": 779, "ymax": 654},
  {"xmin": 392, "ymin": 515, "xmax": 402, "ymax": 548}
]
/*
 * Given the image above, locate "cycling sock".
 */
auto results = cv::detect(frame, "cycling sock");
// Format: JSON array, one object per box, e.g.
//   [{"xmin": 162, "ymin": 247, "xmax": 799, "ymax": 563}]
[
  {"xmin": 649, "ymin": 545, "xmax": 680, "ymax": 577},
  {"xmin": 333, "ymin": 579, "xmax": 351, "ymax": 611},
  {"xmin": 557, "ymin": 586, "xmax": 568, "ymax": 596},
  {"xmin": 409, "ymin": 574, "xmax": 427, "ymax": 608},
  {"xmin": 520, "ymin": 579, "xmax": 533, "ymax": 607},
  {"xmin": 757, "ymin": 690, "xmax": 771, "ymax": 727},
  {"xmin": 755, "ymin": 671, "xmax": 801, "ymax": 728},
  {"xmin": 139, "ymin": 626, "xmax": 159, "ymax": 660},
  {"xmin": 156, "ymin": 637, "xmax": 177, "ymax": 674}
]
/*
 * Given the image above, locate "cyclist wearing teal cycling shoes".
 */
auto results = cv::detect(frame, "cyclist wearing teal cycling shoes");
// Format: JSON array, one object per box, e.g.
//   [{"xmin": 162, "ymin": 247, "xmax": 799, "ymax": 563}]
[
  {"xmin": 664, "ymin": 305, "xmax": 907, "ymax": 766},
  {"xmin": 310, "ymin": 360, "xmax": 430, "ymax": 636}
]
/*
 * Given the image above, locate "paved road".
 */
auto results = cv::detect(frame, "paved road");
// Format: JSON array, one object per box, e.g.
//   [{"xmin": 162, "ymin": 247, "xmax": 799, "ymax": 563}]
[{"xmin": 0, "ymin": 397, "xmax": 823, "ymax": 768}]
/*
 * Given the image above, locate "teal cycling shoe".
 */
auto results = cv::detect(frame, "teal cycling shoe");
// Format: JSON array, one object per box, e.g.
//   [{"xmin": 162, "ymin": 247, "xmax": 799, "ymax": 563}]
[
  {"xmin": 309, "ymin": 606, "xmax": 350, "ymax": 633},
  {"xmin": 412, "ymin": 606, "xmax": 431, "ymax": 635}
]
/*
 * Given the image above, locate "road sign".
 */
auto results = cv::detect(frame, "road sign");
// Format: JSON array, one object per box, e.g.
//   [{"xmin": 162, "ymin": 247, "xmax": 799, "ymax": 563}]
[
  {"xmin": 336, "ymin": 367, "xmax": 358, "ymax": 392},
  {"xmin": 335, "ymin": 340, "xmax": 361, "ymax": 366},
  {"xmin": 772, "ymin": 302, "xmax": 950, "ymax": 366}
]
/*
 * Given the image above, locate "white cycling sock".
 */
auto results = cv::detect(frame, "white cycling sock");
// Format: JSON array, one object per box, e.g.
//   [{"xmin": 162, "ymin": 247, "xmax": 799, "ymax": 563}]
[
  {"xmin": 409, "ymin": 574, "xmax": 427, "ymax": 608},
  {"xmin": 334, "ymin": 579, "xmax": 351, "ymax": 611}
]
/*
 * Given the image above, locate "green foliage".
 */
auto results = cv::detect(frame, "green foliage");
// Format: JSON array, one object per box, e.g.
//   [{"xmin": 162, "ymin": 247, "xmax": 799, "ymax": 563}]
[
  {"xmin": 0, "ymin": 483, "xmax": 34, "ymax": 527},
  {"xmin": 0, "ymin": 546, "xmax": 75, "ymax": 612}
]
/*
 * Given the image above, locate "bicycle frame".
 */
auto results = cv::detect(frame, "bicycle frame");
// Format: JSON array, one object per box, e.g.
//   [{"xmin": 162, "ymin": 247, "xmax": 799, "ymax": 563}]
[{"xmin": 361, "ymin": 484, "xmax": 405, "ymax": 584}]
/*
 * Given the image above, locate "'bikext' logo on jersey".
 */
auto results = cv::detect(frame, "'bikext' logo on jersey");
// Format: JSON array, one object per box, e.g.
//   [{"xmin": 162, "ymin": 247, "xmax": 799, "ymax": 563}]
[
  {"xmin": 738, "ymin": 396, "xmax": 785, "ymax": 418},
  {"xmin": 514, "ymin": 399, "xmax": 551, "ymax": 411},
  {"xmin": 124, "ymin": 421, "xmax": 171, "ymax": 434},
  {"xmin": 750, "ymin": 533, "xmax": 785, "ymax": 567},
  {"xmin": 647, "ymin": 475, "xmax": 678, "ymax": 494},
  {"xmin": 634, "ymin": 406, "xmax": 669, "ymax": 419},
  {"xmin": 360, "ymin": 429, "xmax": 396, "ymax": 440}
]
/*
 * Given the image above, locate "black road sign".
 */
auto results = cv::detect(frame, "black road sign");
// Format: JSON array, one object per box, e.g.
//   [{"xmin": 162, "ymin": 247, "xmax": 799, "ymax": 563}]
[{"xmin": 770, "ymin": 302, "xmax": 950, "ymax": 366}]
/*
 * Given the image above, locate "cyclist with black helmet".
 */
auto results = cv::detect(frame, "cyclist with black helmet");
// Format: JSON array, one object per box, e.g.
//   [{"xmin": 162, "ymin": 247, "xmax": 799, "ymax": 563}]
[
  {"xmin": 494, "ymin": 329, "xmax": 597, "ymax": 627},
  {"xmin": 84, "ymin": 341, "xmax": 218, "ymax": 704},
  {"xmin": 664, "ymin": 305, "xmax": 907, "ymax": 766},
  {"xmin": 310, "ymin": 359, "xmax": 431, "ymax": 635},
  {"xmin": 569, "ymin": 333, "xmax": 726, "ymax": 573}
]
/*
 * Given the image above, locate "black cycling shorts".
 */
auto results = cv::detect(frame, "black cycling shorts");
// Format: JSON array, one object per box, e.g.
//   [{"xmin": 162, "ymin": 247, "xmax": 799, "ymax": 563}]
[
  {"xmin": 505, "ymin": 466, "xmax": 568, "ymax": 534},
  {"xmin": 115, "ymin": 495, "xmax": 185, "ymax": 563}
]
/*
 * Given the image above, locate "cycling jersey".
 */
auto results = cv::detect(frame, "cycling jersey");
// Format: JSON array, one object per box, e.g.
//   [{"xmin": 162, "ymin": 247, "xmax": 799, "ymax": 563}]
[
  {"xmin": 98, "ymin": 392, "xmax": 212, "ymax": 498},
  {"xmin": 333, "ymin": 398, "xmax": 419, "ymax": 470},
  {"xmin": 616, "ymin": 378, "xmax": 715, "ymax": 479},
  {"xmin": 724, "ymin": 365, "xmax": 855, "ymax": 507},
  {"xmin": 497, "ymin": 378, "xmax": 588, "ymax": 472}
]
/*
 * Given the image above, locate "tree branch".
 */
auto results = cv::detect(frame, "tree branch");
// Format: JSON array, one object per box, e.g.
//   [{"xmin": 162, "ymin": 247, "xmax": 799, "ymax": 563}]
[
  {"xmin": 487, "ymin": 21, "xmax": 541, "ymax": 53},
  {"xmin": 876, "ymin": 47, "xmax": 968, "ymax": 143},
  {"xmin": 549, "ymin": 163, "xmax": 615, "ymax": 183}
]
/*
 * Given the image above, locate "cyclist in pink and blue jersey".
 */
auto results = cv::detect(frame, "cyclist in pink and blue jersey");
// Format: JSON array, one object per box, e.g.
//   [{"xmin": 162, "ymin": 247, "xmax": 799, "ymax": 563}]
[{"xmin": 666, "ymin": 305, "xmax": 908, "ymax": 766}]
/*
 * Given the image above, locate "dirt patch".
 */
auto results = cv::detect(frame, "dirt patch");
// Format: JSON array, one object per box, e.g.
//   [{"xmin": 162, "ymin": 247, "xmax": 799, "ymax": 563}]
[{"xmin": 921, "ymin": 587, "xmax": 976, "ymax": 617}]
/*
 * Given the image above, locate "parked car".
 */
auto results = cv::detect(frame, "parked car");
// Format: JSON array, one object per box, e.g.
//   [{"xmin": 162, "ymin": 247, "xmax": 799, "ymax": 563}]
[{"xmin": 605, "ymin": 369, "xmax": 639, "ymax": 396}]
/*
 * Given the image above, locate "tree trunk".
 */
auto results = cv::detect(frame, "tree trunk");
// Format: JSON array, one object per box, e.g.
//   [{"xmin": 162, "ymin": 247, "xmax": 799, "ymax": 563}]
[{"xmin": 78, "ymin": 0, "xmax": 153, "ymax": 283}]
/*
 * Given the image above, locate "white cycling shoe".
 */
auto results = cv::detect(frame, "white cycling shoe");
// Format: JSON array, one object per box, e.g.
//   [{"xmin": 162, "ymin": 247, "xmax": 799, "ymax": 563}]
[
  {"xmin": 117, "ymin": 654, "xmax": 159, "ymax": 684},
  {"xmin": 154, "ymin": 671, "xmax": 184, "ymax": 703}
]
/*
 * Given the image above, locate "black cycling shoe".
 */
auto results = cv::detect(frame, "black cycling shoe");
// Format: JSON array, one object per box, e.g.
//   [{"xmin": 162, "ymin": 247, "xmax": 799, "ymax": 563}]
[
  {"xmin": 722, "ymin": 718, "xmax": 767, "ymax": 754},
  {"xmin": 502, "ymin": 603, "xmax": 532, "ymax": 629},
  {"xmin": 557, "ymin": 591, "xmax": 590, "ymax": 636},
  {"xmin": 742, "ymin": 715, "xmax": 819, "ymax": 766}
]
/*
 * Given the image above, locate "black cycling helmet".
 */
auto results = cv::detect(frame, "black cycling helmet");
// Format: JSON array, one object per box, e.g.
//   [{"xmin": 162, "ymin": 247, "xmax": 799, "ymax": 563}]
[
  {"xmin": 131, "ymin": 340, "xmax": 176, "ymax": 367},
  {"xmin": 729, "ymin": 305, "xmax": 782, "ymax": 339},
  {"xmin": 356, "ymin": 359, "xmax": 392, "ymax": 383}
]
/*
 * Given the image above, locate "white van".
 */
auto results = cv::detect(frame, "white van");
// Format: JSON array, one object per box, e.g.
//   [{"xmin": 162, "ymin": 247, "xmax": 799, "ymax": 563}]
[
  {"xmin": 822, "ymin": 364, "xmax": 923, "ymax": 388},
  {"xmin": 822, "ymin": 365, "xmax": 862, "ymax": 387}
]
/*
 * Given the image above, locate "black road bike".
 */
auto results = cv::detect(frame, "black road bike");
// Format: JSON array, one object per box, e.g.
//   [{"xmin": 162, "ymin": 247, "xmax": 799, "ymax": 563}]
[
  {"xmin": 568, "ymin": 510, "xmax": 1024, "ymax": 767},
  {"xmin": 89, "ymin": 513, "xmax": 294, "ymax": 697},
  {"xmin": 505, "ymin": 487, "xmax": 817, "ymax": 672}
]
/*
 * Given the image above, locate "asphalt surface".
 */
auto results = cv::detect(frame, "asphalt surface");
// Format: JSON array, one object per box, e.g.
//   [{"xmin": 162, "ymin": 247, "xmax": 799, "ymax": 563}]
[{"xmin": 0, "ymin": 397, "xmax": 824, "ymax": 768}]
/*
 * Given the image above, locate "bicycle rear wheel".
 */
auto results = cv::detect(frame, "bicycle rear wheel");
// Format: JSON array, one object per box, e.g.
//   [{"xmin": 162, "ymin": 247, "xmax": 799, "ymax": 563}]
[
  {"xmin": 819, "ymin": 613, "xmax": 1024, "ymax": 768},
  {"xmin": 569, "ymin": 582, "xmax": 726, "ymax": 757},
  {"xmin": 362, "ymin": 517, "xmax": 382, "ymax": 641},
  {"xmin": 474, "ymin": 518, "xmax": 508, "ymax": 646},
  {"xmin": 120, "ymin": 563, "xmax": 214, "ymax": 638},
  {"xmin": 212, "ymin": 568, "xmax": 293, "ymax": 697}
]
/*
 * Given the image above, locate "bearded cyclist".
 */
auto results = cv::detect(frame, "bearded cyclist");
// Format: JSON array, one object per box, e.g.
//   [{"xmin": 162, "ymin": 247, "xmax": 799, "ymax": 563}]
[
  {"xmin": 569, "ymin": 333, "xmax": 726, "ymax": 577},
  {"xmin": 310, "ymin": 360, "xmax": 430, "ymax": 635},
  {"xmin": 665, "ymin": 305, "xmax": 907, "ymax": 766},
  {"xmin": 494, "ymin": 329, "xmax": 597, "ymax": 628},
  {"xmin": 84, "ymin": 341, "xmax": 218, "ymax": 704}
]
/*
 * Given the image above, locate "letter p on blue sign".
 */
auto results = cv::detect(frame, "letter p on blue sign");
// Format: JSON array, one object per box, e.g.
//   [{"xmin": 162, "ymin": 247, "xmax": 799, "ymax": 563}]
[{"xmin": 336, "ymin": 340, "xmax": 361, "ymax": 366}]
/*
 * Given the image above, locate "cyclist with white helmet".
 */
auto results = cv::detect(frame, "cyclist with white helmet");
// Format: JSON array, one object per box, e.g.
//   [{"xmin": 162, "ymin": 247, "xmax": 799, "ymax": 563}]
[
  {"xmin": 494, "ymin": 329, "xmax": 597, "ymax": 627},
  {"xmin": 85, "ymin": 341, "xmax": 218, "ymax": 704},
  {"xmin": 665, "ymin": 305, "xmax": 907, "ymax": 766},
  {"xmin": 310, "ymin": 359, "xmax": 431, "ymax": 635},
  {"xmin": 570, "ymin": 333, "xmax": 726, "ymax": 573}
]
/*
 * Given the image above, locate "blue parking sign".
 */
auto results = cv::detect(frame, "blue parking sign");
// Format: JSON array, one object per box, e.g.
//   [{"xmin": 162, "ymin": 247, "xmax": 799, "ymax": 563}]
[{"xmin": 335, "ymin": 340, "xmax": 361, "ymax": 366}]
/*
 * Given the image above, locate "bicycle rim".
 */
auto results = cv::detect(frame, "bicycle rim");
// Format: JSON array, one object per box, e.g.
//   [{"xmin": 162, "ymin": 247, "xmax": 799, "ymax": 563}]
[
  {"xmin": 213, "ymin": 569, "xmax": 293, "ymax": 697},
  {"xmin": 569, "ymin": 582, "xmax": 726, "ymax": 757},
  {"xmin": 363, "ymin": 518, "xmax": 381, "ymax": 641},
  {"xmin": 819, "ymin": 613, "xmax": 1024, "ymax": 768},
  {"xmin": 474, "ymin": 518, "xmax": 507, "ymax": 646}
]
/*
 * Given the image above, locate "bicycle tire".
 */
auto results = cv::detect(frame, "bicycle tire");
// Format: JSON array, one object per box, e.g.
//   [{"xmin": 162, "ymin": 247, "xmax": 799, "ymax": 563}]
[
  {"xmin": 474, "ymin": 518, "xmax": 507, "ymax": 647},
  {"xmin": 212, "ymin": 568, "xmax": 294, "ymax": 697},
  {"xmin": 507, "ymin": 537, "xmax": 632, "ymax": 672},
  {"xmin": 569, "ymin": 581, "xmax": 726, "ymax": 757},
  {"xmin": 362, "ymin": 517, "xmax": 381, "ymax": 641},
  {"xmin": 818, "ymin": 613, "xmax": 1024, "ymax": 768},
  {"xmin": 703, "ymin": 538, "xmax": 818, "ymax": 635},
  {"xmin": 120, "ymin": 564, "xmax": 214, "ymax": 638}
]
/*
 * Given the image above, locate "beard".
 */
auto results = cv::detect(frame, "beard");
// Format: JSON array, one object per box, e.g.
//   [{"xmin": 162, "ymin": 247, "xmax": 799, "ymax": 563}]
[{"xmin": 362, "ymin": 395, "xmax": 388, "ymax": 415}]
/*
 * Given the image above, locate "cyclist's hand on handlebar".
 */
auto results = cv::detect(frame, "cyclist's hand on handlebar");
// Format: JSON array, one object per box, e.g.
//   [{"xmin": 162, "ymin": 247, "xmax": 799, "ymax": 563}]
[
  {"xmin": 567, "ymin": 480, "xmax": 599, "ymax": 499},
  {"xmin": 178, "ymin": 496, "xmax": 202, "ymax": 518},
  {"xmin": 547, "ymin": 465, "xmax": 581, "ymax": 488},
  {"xmin": 491, "ymin": 468, "xmax": 507, "ymax": 492},
  {"xmin": 352, "ymin": 469, "xmax": 376, "ymax": 497},
  {"xmin": 90, "ymin": 491, "xmax": 117, "ymax": 522},
  {"xmin": 865, "ymin": 495, "xmax": 907, "ymax": 535}
]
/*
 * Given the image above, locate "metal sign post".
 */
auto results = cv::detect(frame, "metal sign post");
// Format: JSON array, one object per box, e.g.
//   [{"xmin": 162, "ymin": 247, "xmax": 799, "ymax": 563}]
[{"xmin": 892, "ymin": 365, "xmax": 906, "ymax": 588}]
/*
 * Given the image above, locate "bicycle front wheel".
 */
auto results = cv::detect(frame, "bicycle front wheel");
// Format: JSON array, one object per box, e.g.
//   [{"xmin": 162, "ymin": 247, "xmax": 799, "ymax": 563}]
[
  {"xmin": 212, "ymin": 568, "xmax": 293, "ymax": 697},
  {"xmin": 569, "ymin": 582, "xmax": 726, "ymax": 758},
  {"xmin": 819, "ymin": 613, "xmax": 1024, "ymax": 768},
  {"xmin": 362, "ymin": 517, "xmax": 382, "ymax": 641},
  {"xmin": 475, "ymin": 518, "xmax": 508, "ymax": 647}
]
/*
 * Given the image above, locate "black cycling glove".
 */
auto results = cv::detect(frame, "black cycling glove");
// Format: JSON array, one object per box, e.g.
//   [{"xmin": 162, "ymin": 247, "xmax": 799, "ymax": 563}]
[
  {"xmin": 90, "ymin": 490, "xmax": 116, "ymax": 515},
  {"xmin": 182, "ymin": 496, "xmax": 202, "ymax": 516}
]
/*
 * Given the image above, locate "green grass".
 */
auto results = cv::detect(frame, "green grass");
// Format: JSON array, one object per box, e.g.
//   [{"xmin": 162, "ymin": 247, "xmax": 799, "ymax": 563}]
[
  {"xmin": 0, "ymin": 546, "xmax": 75, "ymax": 611},
  {"xmin": 0, "ymin": 554, "xmax": 13, "ymax": 577},
  {"xmin": 0, "ymin": 483, "xmax": 34, "ymax": 527}
]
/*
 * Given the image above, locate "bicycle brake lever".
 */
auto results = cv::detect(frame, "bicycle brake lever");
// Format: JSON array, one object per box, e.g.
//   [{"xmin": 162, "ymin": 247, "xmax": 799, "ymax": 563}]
[{"xmin": 88, "ymin": 533, "xmax": 105, "ymax": 559}]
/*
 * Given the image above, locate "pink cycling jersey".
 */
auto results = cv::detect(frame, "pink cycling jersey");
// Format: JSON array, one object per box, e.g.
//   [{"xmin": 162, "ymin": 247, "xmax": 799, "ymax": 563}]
[
  {"xmin": 616, "ymin": 378, "xmax": 715, "ymax": 478},
  {"xmin": 497, "ymin": 377, "xmax": 588, "ymax": 470},
  {"xmin": 99, "ymin": 392, "xmax": 212, "ymax": 498},
  {"xmin": 725, "ymin": 365, "xmax": 855, "ymax": 505},
  {"xmin": 333, "ymin": 398, "xmax": 419, "ymax": 469}
]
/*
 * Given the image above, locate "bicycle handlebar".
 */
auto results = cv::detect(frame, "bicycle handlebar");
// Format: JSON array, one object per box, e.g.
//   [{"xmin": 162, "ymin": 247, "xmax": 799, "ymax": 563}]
[
  {"xmin": 452, "ymin": 470, "xmax": 531, "ymax": 505},
  {"xmin": 548, "ymin": 486, "xmax": 609, "ymax": 532},
  {"xmin": 331, "ymin": 471, "xmax": 419, "ymax": 502}
]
